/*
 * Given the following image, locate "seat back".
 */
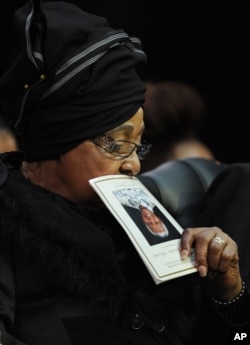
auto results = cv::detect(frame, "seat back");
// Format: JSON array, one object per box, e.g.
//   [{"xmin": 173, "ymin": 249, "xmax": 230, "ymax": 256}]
[{"xmin": 138, "ymin": 158, "xmax": 227, "ymax": 228}]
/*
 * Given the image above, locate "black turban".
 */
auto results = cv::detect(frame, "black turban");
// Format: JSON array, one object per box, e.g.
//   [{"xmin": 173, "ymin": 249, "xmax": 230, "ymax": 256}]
[{"xmin": 0, "ymin": 1, "xmax": 146, "ymax": 161}]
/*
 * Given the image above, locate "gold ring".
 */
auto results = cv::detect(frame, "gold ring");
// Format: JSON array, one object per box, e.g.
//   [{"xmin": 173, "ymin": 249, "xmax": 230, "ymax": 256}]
[{"xmin": 213, "ymin": 236, "xmax": 226, "ymax": 248}]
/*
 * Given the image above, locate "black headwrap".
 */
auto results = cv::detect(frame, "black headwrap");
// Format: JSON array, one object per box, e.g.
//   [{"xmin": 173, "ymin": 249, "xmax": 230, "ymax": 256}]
[{"xmin": 0, "ymin": 1, "xmax": 146, "ymax": 161}]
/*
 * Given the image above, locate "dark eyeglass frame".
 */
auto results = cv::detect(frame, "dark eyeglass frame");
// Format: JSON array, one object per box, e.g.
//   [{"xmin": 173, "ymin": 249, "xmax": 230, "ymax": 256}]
[{"xmin": 89, "ymin": 134, "xmax": 152, "ymax": 160}]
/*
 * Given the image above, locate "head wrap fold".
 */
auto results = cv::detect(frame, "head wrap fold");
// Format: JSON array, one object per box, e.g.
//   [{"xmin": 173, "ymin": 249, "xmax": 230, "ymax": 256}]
[{"xmin": 0, "ymin": 1, "xmax": 146, "ymax": 161}]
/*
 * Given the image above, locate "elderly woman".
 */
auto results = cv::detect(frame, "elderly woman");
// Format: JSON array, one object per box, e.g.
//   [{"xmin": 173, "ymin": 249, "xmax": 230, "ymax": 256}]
[{"xmin": 0, "ymin": 1, "xmax": 249, "ymax": 345}]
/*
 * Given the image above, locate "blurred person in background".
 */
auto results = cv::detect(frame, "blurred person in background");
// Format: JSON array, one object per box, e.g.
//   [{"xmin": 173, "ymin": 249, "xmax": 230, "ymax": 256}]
[
  {"xmin": 141, "ymin": 80, "xmax": 215, "ymax": 172},
  {"xmin": 0, "ymin": 112, "xmax": 18, "ymax": 153}
]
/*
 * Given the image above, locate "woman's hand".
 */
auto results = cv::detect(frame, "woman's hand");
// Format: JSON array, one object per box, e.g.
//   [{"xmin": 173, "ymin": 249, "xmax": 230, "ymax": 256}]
[{"xmin": 180, "ymin": 226, "xmax": 242, "ymax": 301}]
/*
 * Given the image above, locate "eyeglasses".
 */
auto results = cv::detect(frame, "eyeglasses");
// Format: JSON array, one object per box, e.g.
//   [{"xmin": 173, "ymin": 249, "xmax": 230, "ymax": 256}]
[{"xmin": 89, "ymin": 134, "xmax": 152, "ymax": 160}]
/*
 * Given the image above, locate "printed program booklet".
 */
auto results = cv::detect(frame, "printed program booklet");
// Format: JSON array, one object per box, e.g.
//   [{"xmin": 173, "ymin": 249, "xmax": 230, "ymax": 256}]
[{"xmin": 89, "ymin": 175, "xmax": 197, "ymax": 284}]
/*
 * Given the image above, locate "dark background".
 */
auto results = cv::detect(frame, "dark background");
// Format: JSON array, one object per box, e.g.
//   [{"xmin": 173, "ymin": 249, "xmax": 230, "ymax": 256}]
[{"xmin": 1, "ymin": 1, "xmax": 249, "ymax": 164}]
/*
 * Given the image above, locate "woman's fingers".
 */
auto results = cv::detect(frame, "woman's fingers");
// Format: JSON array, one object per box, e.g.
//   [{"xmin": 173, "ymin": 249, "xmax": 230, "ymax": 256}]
[{"xmin": 180, "ymin": 227, "xmax": 239, "ymax": 279}]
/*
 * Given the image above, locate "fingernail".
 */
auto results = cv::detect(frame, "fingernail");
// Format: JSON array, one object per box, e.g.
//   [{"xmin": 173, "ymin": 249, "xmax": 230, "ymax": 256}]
[
  {"xmin": 181, "ymin": 249, "xmax": 188, "ymax": 260},
  {"xmin": 198, "ymin": 265, "xmax": 207, "ymax": 277}
]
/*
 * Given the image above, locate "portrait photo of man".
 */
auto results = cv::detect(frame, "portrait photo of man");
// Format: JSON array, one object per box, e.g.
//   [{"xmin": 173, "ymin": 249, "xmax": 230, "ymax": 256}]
[{"xmin": 113, "ymin": 188, "xmax": 181, "ymax": 246}]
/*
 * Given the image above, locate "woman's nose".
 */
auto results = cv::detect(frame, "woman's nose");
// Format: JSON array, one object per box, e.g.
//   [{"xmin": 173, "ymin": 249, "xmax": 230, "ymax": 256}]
[{"xmin": 119, "ymin": 151, "xmax": 141, "ymax": 176}]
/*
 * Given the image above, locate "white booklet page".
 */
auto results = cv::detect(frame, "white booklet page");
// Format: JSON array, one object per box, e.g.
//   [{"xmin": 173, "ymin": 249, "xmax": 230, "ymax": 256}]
[{"xmin": 89, "ymin": 175, "xmax": 197, "ymax": 284}]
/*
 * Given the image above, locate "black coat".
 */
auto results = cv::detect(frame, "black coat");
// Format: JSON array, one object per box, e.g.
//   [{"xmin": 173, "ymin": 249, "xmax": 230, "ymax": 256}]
[
  {"xmin": 0, "ymin": 152, "xmax": 249, "ymax": 345},
  {"xmin": 197, "ymin": 162, "xmax": 250, "ymax": 290}
]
